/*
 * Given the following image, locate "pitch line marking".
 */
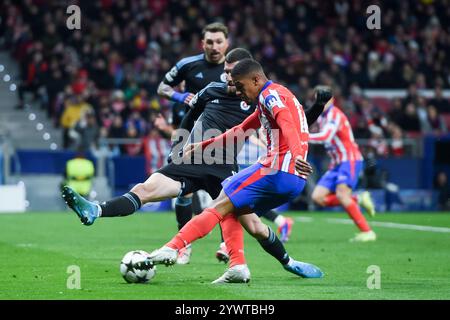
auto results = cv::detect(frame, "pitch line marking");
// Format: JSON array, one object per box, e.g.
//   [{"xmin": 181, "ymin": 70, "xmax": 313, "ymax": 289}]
[
  {"xmin": 294, "ymin": 217, "xmax": 450, "ymax": 233},
  {"xmin": 294, "ymin": 216, "xmax": 314, "ymax": 222},
  {"xmin": 327, "ymin": 218, "xmax": 450, "ymax": 233}
]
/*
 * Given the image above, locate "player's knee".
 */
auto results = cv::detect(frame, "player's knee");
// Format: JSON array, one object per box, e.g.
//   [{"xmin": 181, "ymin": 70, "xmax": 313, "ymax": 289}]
[
  {"xmin": 336, "ymin": 188, "xmax": 351, "ymax": 204},
  {"xmin": 312, "ymin": 191, "xmax": 326, "ymax": 206},
  {"xmin": 131, "ymin": 182, "xmax": 155, "ymax": 201},
  {"xmin": 248, "ymin": 221, "xmax": 268, "ymax": 240}
]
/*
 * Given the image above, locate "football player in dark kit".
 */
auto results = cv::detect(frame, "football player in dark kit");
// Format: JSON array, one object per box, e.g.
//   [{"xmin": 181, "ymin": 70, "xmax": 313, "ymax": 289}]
[
  {"xmin": 154, "ymin": 22, "xmax": 232, "ymax": 263},
  {"xmin": 154, "ymin": 22, "xmax": 230, "ymax": 138},
  {"xmin": 62, "ymin": 48, "xmax": 332, "ymax": 283}
]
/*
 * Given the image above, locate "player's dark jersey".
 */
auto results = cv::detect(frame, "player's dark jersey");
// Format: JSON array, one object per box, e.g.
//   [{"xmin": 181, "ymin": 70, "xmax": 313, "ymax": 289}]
[
  {"xmin": 170, "ymin": 82, "xmax": 255, "ymax": 166},
  {"xmin": 163, "ymin": 53, "xmax": 226, "ymax": 94},
  {"xmin": 170, "ymin": 103, "xmax": 188, "ymax": 128},
  {"xmin": 189, "ymin": 82, "xmax": 255, "ymax": 135}
]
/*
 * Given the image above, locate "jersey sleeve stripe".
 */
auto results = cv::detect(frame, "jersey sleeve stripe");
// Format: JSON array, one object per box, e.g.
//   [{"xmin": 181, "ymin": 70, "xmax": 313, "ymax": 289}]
[
  {"xmin": 175, "ymin": 53, "xmax": 205, "ymax": 70},
  {"xmin": 197, "ymin": 82, "xmax": 226, "ymax": 97}
]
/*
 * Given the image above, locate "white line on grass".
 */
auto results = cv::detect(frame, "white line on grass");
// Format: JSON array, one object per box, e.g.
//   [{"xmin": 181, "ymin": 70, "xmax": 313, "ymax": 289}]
[
  {"xmin": 326, "ymin": 218, "xmax": 450, "ymax": 233},
  {"xmin": 293, "ymin": 216, "xmax": 314, "ymax": 222}
]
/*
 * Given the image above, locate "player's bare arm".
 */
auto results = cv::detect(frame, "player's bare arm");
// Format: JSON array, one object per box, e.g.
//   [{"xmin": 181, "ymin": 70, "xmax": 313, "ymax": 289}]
[{"xmin": 157, "ymin": 81, "xmax": 195, "ymax": 104}]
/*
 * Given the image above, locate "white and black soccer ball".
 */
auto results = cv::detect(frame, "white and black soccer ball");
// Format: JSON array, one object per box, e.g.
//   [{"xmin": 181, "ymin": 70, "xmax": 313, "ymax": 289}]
[{"xmin": 120, "ymin": 250, "xmax": 156, "ymax": 284}]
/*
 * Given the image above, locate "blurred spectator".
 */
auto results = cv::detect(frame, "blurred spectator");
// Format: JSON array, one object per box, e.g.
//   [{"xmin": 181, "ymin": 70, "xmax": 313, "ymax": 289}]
[
  {"xmin": 388, "ymin": 98, "xmax": 404, "ymax": 126},
  {"xmin": 434, "ymin": 172, "xmax": 450, "ymax": 211},
  {"xmin": 124, "ymin": 125, "xmax": 142, "ymax": 156},
  {"xmin": 429, "ymin": 86, "xmax": 450, "ymax": 113},
  {"xmin": 2, "ymin": 0, "xmax": 450, "ymax": 156},
  {"xmin": 71, "ymin": 110, "xmax": 100, "ymax": 153},
  {"xmin": 425, "ymin": 105, "xmax": 448, "ymax": 134},
  {"xmin": 388, "ymin": 124, "xmax": 405, "ymax": 157},
  {"xmin": 353, "ymin": 117, "xmax": 371, "ymax": 139},
  {"xmin": 397, "ymin": 103, "xmax": 421, "ymax": 132},
  {"xmin": 108, "ymin": 115, "xmax": 126, "ymax": 139},
  {"xmin": 60, "ymin": 95, "xmax": 93, "ymax": 148},
  {"xmin": 368, "ymin": 128, "xmax": 388, "ymax": 157}
]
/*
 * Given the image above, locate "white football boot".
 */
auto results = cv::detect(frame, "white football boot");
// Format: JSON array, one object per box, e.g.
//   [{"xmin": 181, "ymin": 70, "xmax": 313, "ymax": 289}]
[
  {"xmin": 212, "ymin": 264, "xmax": 251, "ymax": 284},
  {"xmin": 358, "ymin": 191, "xmax": 376, "ymax": 217},
  {"xmin": 176, "ymin": 244, "xmax": 192, "ymax": 265},
  {"xmin": 349, "ymin": 230, "xmax": 377, "ymax": 242},
  {"xmin": 148, "ymin": 246, "xmax": 178, "ymax": 266}
]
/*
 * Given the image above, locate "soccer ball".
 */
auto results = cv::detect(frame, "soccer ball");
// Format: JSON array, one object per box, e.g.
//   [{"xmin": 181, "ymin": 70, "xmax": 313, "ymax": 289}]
[{"xmin": 120, "ymin": 250, "xmax": 156, "ymax": 284}]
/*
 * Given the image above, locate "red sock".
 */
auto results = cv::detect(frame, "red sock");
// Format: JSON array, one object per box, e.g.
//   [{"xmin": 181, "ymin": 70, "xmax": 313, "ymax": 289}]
[
  {"xmin": 324, "ymin": 194, "xmax": 357, "ymax": 207},
  {"xmin": 220, "ymin": 213, "xmax": 246, "ymax": 267},
  {"xmin": 166, "ymin": 208, "xmax": 223, "ymax": 250},
  {"xmin": 344, "ymin": 200, "xmax": 371, "ymax": 232}
]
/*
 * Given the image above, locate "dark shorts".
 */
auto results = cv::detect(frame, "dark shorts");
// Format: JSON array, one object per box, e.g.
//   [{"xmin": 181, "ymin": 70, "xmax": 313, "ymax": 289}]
[{"xmin": 156, "ymin": 163, "xmax": 238, "ymax": 199}]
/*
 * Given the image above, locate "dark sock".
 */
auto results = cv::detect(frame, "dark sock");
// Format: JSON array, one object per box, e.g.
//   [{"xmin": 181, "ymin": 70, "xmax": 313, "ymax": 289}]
[
  {"xmin": 219, "ymin": 225, "xmax": 224, "ymax": 243},
  {"xmin": 100, "ymin": 192, "xmax": 141, "ymax": 217},
  {"xmin": 258, "ymin": 226, "xmax": 290, "ymax": 265},
  {"xmin": 191, "ymin": 192, "xmax": 203, "ymax": 215},
  {"xmin": 261, "ymin": 209, "xmax": 278, "ymax": 222},
  {"xmin": 175, "ymin": 196, "xmax": 193, "ymax": 230}
]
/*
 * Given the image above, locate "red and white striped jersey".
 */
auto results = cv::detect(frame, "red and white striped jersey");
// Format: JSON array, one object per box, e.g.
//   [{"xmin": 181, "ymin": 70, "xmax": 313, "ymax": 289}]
[
  {"xmin": 200, "ymin": 81, "xmax": 309, "ymax": 176},
  {"xmin": 256, "ymin": 81, "xmax": 309, "ymax": 176},
  {"xmin": 309, "ymin": 100, "xmax": 363, "ymax": 167}
]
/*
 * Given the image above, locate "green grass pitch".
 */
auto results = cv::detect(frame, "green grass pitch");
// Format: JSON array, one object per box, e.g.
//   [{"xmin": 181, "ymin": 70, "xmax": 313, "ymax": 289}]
[{"xmin": 0, "ymin": 211, "xmax": 449, "ymax": 300}]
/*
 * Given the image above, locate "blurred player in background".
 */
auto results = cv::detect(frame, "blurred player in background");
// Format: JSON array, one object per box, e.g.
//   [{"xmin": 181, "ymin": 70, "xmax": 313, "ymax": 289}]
[
  {"xmin": 62, "ymin": 149, "xmax": 95, "ymax": 199},
  {"xmin": 309, "ymin": 95, "xmax": 377, "ymax": 242}
]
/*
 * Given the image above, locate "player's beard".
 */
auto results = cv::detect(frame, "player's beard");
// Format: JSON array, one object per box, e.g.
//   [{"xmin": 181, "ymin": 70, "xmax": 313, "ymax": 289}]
[{"xmin": 207, "ymin": 51, "xmax": 223, "ymax": 63}]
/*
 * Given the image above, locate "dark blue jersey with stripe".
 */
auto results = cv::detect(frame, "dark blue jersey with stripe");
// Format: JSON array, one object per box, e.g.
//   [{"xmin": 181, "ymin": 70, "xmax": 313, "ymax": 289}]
[
  {"xmin": 188, "ymin": 82, "xmax": 255, "ymax": 134},
  {"xmin": 163, "ymin": 53, "xmax": 226, "ymax": 94}
]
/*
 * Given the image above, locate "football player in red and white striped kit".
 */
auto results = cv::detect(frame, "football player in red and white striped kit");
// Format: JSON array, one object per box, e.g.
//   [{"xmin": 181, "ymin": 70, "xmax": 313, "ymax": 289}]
[{"xmin": 310, "ymin": 96, "xmax": 377, "ymax": 242}]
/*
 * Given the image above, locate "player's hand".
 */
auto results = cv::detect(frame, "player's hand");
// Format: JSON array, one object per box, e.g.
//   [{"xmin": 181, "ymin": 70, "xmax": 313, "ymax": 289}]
[
  {"xmin": 154, "ymin": 113, "xmax": 169, "ymax": 131},
  {"xmin": 314, "ymin": 85, "xmax": 333, "ymax": 106},
  {"xmin": 295, "ymin": 157, "xmax": 313, "ymax": 177},
  {"xmin": 183, "ymin": 93, "xmax": 195, "ymax": 104},
  {"xmin": 182, "ymin": 142, "xmax": 202, "ymax": 159}
]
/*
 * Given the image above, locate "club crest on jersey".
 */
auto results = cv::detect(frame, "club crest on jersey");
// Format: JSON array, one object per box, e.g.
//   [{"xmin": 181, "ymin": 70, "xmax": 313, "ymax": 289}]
[
  {"xmin": 220, "ymin": 72, "xmax": 227, "ymax": 83},
  {"xmin": 264, "ymin": 94, "xmax": 285, "ymax": 110},
  {"xmin": 240, "ymin": 101, "xmax": 251, "ymax": 111}
]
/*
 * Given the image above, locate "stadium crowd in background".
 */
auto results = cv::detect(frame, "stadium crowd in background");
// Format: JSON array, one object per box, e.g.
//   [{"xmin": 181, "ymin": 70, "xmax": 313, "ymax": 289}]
[{"xmin": 1, "ymin": 0, "xmax": 450, "ymax": 158}]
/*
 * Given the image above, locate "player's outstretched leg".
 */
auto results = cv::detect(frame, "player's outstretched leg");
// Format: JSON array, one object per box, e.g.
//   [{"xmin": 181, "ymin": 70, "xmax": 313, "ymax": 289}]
[
  {"xmin": 175, "ymin": 195, "xmax": 194, "ymax": 265},
  {"xmin": 239, "ymin": 214, "xmax": 323, "ymax": 278},
  {"xmin": 358, "ymin": 191, "xmax": 376, "ymax": 217},
  {"xmin": 312, "ymin": 185, "xmax": 376, "ymax": 242},
  {"xmin": 260, "ymin": 210, "xmax": 295, "ymax": 243},
  {"xmin": 148, "ymin": 190, "xmax": 235, "ymax": 266},
  {"xmin": 62, "ymin": 185, "xmax": 100, "ymax": 225},
  {"xmin": 62, "ymin": 172, "xmax": 181, "ymax": 226},
  {"xmin": 212, "ymin": 213, "xmax": 249, "ymax": 284},
  {"xmin": 148, "ymin": 207, "xmax": 225, "ymax": 265},
  {"xmin": 334, "ymin": 184, "xmax": 376, "ymax": 242}
]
